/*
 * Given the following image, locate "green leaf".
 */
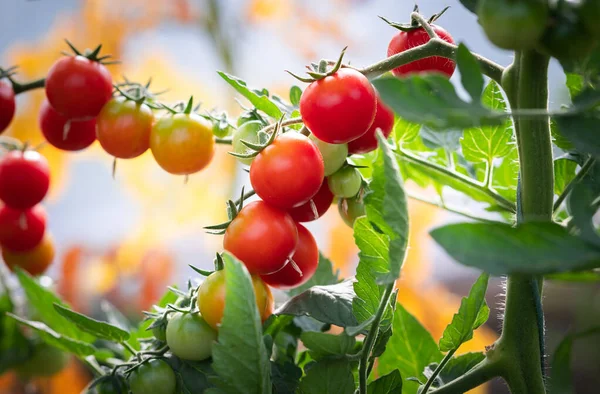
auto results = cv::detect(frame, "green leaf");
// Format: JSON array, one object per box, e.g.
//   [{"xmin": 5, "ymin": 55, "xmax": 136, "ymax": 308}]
[
  {"xmin": 456, "ymin": 44, "xmax": 484, "ymax": 102},
  {"xmin": 546, "ymin": 271, "xmax": 600, "ymax": 282},
  {"xmin": 566, "ymin": 74, "xmax": 584, "ymax": 101},
  {"xmin": 439, "ymin": 274, "xmax": 490, "ymax": 352},
  {"xmin": 211, "ymin": 253, "xmax": 271, "ymax": 394},
  {"xmin": 422, "ymin": 352, "xmax": 485, "ymax": 389},
  {"xmin": 555, "ymin": 89, "xmax": 600, "ymax": 159},
  {"xmin": 289, "ymin": 86, "xmax": 302, "ymax": 107},
  {"xmin": 129, "ymin": 287, "xmax": 179, "ymax": 350},
  {"xmin": 300, "ymin": 332, "xmax": 356, "ymax": 360},
  {"xmin": 421, "ymin": 128, "xmax": 462, "ymax": 152},
  {"xmin": 217, "ymin": 72, "xmax": 283, "ymax": 119},
  {"xmin": 554, "ymin": 158, "xmax": 578, "ymax": 195},
  {"xmin": 276, "ymin": 281, "xmax": 358, "ymax": 327},
  {"xmin": 431, "ymin": 222, "xmax": 600, "ymax": 275},
  {"xmin": 377, "ymin": 305, "xmax": 443, "ymax": 394},
  {"xmin": 492, "ymin": 149, "xmax": 519, "ymax": 201},
  {"xmin": 163, "ymin": 355, "xmax": 216, "ymax": 394},
  {"xmin": 53, "ymin": 304, "xmax": 130, "ymax": 343},
  {"xmin": 567, "ymin": 174, "xmax": 600, "ymax": 247},
  {"xmin": 551, "ymin": 119, "xmax": 575, "ymax": 151},
  {"xmin": 373, "ymin": 76, "xmax": 504, "ymax": 131},
  {"xmin": 298, "ymin": 359, "xmax": 356, "ymax": 394},
  {"xmin": 0, "ymin": 294, "xmax": 30, "ymax": 373},
  {"xmin": 458, "ymin": 0, "xmax": 478, "ymax": 14},
  {"xmin": 6, "ymin": 313, "xmax": 97, "ymax": 358},
  {"xmin": 288, "ymin": 253, "xmax": 340, "ymax": 297},
  {"xmin": 271, "ymin": 361, "xmax": 302, "ymax": 394},
  {"xmin": 368, "ymin": 370, "xmax": 403, "ymax": 394},
  {"xmin": 393, "ymin": 117, "xmax": 420, "ymax": 146},
  {"xmin": 100, "ymin": 301, "xmax": 131, "ymax": 331}
]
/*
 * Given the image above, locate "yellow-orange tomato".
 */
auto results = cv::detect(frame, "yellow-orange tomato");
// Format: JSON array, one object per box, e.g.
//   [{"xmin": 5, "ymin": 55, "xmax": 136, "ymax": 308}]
[
  {"xmin": 2, "ymin": 234, "xmax": 55, "ymax": 276},
  {"xmin": 150, "ymin": 113, "xmax": 215, "ymax": 175},
  {"xmin": 96, "ymin": 97, "xmax": 154, "ymax": 159},
  {"xmin": 196, "ymin": 270, "xmax": 273, "ymax": 330}
]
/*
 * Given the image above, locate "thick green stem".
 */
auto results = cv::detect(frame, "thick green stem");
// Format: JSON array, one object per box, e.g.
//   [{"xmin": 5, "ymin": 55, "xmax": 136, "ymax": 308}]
[
  {"xmin": 12, "ymin": 78, "xmax": 46, "ymax": 95},
  {"xmin": 427, "ymin": 358, "xmax": 501, "ymax": 394}
]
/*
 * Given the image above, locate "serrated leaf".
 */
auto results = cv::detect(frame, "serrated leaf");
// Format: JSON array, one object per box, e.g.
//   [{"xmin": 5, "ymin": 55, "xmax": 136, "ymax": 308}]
[
  {"xmin": 272, "ymin": 361, "xmax": 302, "ymax": 394},
  {"xmin": 54, "ymin": 304, "xmax": 130, "ymax": 343},
  {"xmin": 456, "ymin": 44, "xmax": 484, "ymax": 101},
  {"xmin": 300, "ymin": 332, "xmax": 356, "ymax": 360},
  {"xmin": 287, "ymin": 253, "xmax": 340, "ymax": 297},
  {"xmin": 218, "ymin": 72, "xmax": 282, "ymax": 119},
  {"xmin": 421, "ymin": 128, "xmax": 462, "ymax": 151},
  {"xmin": 368, "ymin": 370, "xmax": 403, "ymax": 394},
  {"xmin": 298, "ymin": 359, "xmax": 356, "ymax": 394},
  {"xmin": 393, "ymin": 116, "xmax": 420, "ymax": 146},
  {"xmin": 431, "ymin": 222, "xmax": 600, "ymax": 275},
  {"xmin": 439, "ymin": 274, "xmax": 490, "ymax": 352},
  {"xmin": 422, "ymin": 352, "xmax": 485, "ymax": 389},
  {"xmin": 554, "ymin": 158, "xmax": 578, "ymax": 195},
  {"xmin": 211, "ymin": 253, "xmax": 271, "ymax": 394}
]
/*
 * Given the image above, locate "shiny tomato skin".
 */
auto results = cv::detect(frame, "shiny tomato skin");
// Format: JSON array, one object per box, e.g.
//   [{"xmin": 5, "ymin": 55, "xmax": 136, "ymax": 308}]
[
  {"xmin": 165, "ymin": 312, "xmax": 217, "ymax": 361},
  {"xmin": 288, "ymin": 180, "xmax": 334, "ymax": 222},
  {"xmin": 128, "ymin": 359, "xmax": 176, "ymax": 394},
  {"xmin": 261, "ymin": 223, "xmax": 318, "ymax": 289},
  {"xmin": 250, "ymin": 133, "xmax": 324, "ymax": 209},
  {"xmin": 45, "ymin": 56, "xmax": 113, "ymax": 119},
  {"xmin": 2, "ymin": 233, "xmax": 55, "ymax": 276},
  {"xmin": 300, "ymin": 68, "xmax": 377, "ymax": 144},
  {"xmin": 388, "ymin": 25, "xmax": 456, "ymax": 77},
  {"xmin": 0, "ymin": 79, "xmax": 15, "ymax": 133},
  {"xmin": 0, "ymin": 204, "xmax": 46, "ymax": 252},
  {"xmin": 0, "ymin": 151, "xmax": 50, "ymax": 209},
  {"xmin": 197, "ymin": 270, "xmax": 274, "ymax": 330},
  {"xmin": 150, "ymin": 113, "xmax": 215, "ymax": 175},
  {"xmin": 97, "ymin": 97, "xmax": 153, "ymax": 159},
  {"xmin": 348, "ymin": 97, "xmax": 395, "ymax": 154},
  {"xmin": 39, "ymin": 100, "xmax": 96, "ymax": 151},
  {"xmin": 224, "ymin": 201, "xmax": 298, "ymax": 275}
]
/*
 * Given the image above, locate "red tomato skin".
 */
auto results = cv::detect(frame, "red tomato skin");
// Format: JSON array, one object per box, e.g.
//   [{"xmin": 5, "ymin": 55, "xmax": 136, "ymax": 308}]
[
  {"xmin": 0, "ymin": 151, "xmax": 50, "ymax": 209},
  {"xmin": 261, "ymin": 223, "xmax": 319, "ymax": 289},
  {"xmin": 0, "ymin": 80, "xmax": 16, "ymax": 133},
  {"xmin": 0, "ymin": 205, "xmax": 46, "ymax": 252},
  {"xmin": 39, "ymin": 100, "xmax": 97, "ymax": 151},
  {"xmin": 224, "ymin": 201, "xmax": 298, "ymax": 275},
  {"xmin": 250, "ymin": 133, "xmax": 324, "ymax": 209},
  {"xmin": 347, "ymin": 97, "xmax": 395, "ymax": 154},
  {"xmin": 387, "ymin": 25, "xmax": 456, "ymax": 77},
  {"xmin": 300, "ymin": 68, "xmax": 377, "ymax": 144},
  {"xmin": 45, "ymin": 56, "xmax": 113, "ymax": 119},
  {"xmin": 288, "ymin": 180, "xmax": 334, "ymax": 222}
]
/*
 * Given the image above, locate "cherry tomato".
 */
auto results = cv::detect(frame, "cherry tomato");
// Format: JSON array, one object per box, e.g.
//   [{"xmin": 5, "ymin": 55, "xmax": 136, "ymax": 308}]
[
  {"xmin": 94, "ymin": 379, "xmax": 127, "ymax": 394},
  {"xmin": 232, "ymin": 120, "xmax": 263, "ymax": 165},
  {"xmin": 39, "ymin": 100, "xmax": 96, "ymax": 151},
  {"xmin": 347, "ymin": 97, "xmax": 395, "ymax": 154},
  {"xmin": 309, "ymin": 134, "xmax": 347, "ymax": 176},
  {"xmin": 387, "ymin": 25, "xmax": 456, "ymax": 77},
  {"xmin": 166, "ymin": 312, "xmax": 217, "ymax": 361},
  {"xmin": 197, "ymin": 270, "xmax": 274, "ymax": 330},
  {"xmin": 300, "ymin": 68, "xmax": 377, "ymax": 144},
  {"xmin": 16, "ymin": 343, "xmax": 69, "ymax": 378},
  {"xmin": 2, "ymin": 233, "xmax": 55, "ymax": 276},
  {"xmin": 0, "ymin": 79, "xmax": 15, "ymax": 133},
  {"xmin": 223, "ymin": 201, "xmax": 298, "ymax": 274},
  {"xmin": 250, "ymin": 133, "xmax": 324, "ymax": 209},
  {"xmin": 128, "ymin": 359, "xmax": 176, "ymax": 394},
  {"xmin": 289, "ymin": 180, "xmax": 334, "ymax": 222},
  {"xmin": 45, "ymin": 56, "xmax": 113, "ymax": 119},
  {"xmin": 338, "ymin": 195, "xmax": 366, "ymax": 227},
  {"xmin": 96, "ymin": 97, "xmax": 153, "ymax": 159},
  {"xmin": 150, "ymin": 113, "xmax": 215, "ymax": 175},
  {"xmin": 261, "ymin": 223, "xmax": 318, "ymax": 289},
  {"xmin": 0, "ymin": 150, "xmax": 50, "ymax": 209},
  {"xmin": 328, "ymin": 166, "xmax": 362, "ymax": 198},
  {"xmin": 0, "ymin": 204, "xmax": 46, "ymax": 252}
]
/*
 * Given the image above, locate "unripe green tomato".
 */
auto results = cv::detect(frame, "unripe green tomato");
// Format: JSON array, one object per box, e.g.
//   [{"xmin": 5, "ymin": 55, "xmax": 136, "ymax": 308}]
[
  {"xmin": 338, "ymin": 196, "xmax": 366, "ymax": 228},
  {"xmin": 237, "ymin": 110, "xmax": 262, "ymax": 127},
  {"xmin": 128, "ymin": 359, "xmax": 176, "ymax": 394},
  {"xmin": 327, "ymin": 167, "xmax": 362, "ymax": 198},
  {"xmin": 581, "ymin": 0, "xmax": 600, "ymax": 39},
  {"xmin": 94, "ymin": 379, "xmax": 126, "ymax": 394},
  {"xmin": 212, "ymin": 122, "xmax": 232, "ymax": 139},
  {"xmin": 309, "ymin": 134, "xmax": 348, "ymax": 176},
  {"xmin": 232, "ymin": 120, "xmax": 263, "ymax": 165},
  {"xmin": 166, "ymin": 312, "xmax": 217, "ymax": 361},
  {"xmin": 152, "ymin": 324, "xmax": 167, "ymax": 342},
  {"xmin": 16, "ymin": 343, "xmax": 69, "ymax": 377}
]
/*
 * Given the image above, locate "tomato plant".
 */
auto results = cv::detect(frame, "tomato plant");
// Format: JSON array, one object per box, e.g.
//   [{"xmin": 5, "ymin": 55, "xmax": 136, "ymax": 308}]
[
  {"xmin": 39, "ymin": 99, "xmax": 97, "ymax": 151},
  {"xmin": 165, "ymin": 312, "xmax": 217, "ymax": 361},
  {"xmin": 2, "ymin": 234, "xmax": 55, "ymax": 276},
  {"xmin": 0, "ymin": 150, "xmax": 50, "ymax": 209},
  {"xmin": 288, "ymin": 179, "xmax": 334, "ymax": 222},
  {"xmin": 127, "ymin": 359, "xmax": 176, "ymax": 394},
  {"xmin": 347, "ymin": 96, "xmax": 395, "ymax": 154},
  {"xmin": 0, "ymin": 78, "xmax": 15, "ymax": 133},
  {"xmin": 0, "ymin": 204, "xmax": 46, "ymax": 252}
]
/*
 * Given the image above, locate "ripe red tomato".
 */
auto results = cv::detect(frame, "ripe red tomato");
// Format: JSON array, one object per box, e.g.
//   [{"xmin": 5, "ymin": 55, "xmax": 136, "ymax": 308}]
[
  {"xmin": 0, "ymin": 151, "xmax": 50, "ymax": 209},
  {"xmin": 223, "ymin": 201, "xmax": 298, "ymax": 274},
  {"xmin": 288, "ymin": 180, "xmax": 334, "ymax": 222},
  {"xmin": 97, "ymin": 97, "xmax": 153, "ymax": 159},
  {"xmin": 0, "ymin": 79, "xmax": 15, "ymax": 133},
  {"xmin": 261, "ymin": 223, "xmax": 318, "ymax": 289},
  {"xmin": 197, "ymin": 270, "xmax": 274, "ymax": 330},
  {"xmin": 2, "ymin": 233, "xmax": 55, "ymax": 276},
  {"xmin": 0, "ymin": 204, "xmax": 46, "ymax": 252},
  {"xmin": 250, "ymin": 133, "xmax": 324, "ymax": 209},
  {"xmin": 39, "ymin": 100, "xmax": 96, "ymax": 151},
  {"xmin": 387, "ymin": 26, "xmax": 456, "ymax": 77},
  {"xmin": 150, "ymin": 113, "xmax": 215, "ymax": 175},
  {"xmin": 45, "ymin": 56, "xmax": 113, "ymax": 119},
  {"xmin": 300, "ymin": 68, "xmax": 377, "ymax": 144},
  {"xmin": 347, "ymin": 97, "xmax": 395, "ymax": 154}
]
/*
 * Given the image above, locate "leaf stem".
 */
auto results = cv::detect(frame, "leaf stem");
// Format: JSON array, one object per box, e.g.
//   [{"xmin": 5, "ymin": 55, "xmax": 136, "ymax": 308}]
[
  {"xmin": 427, "ymin": 359, "xmax": 500, "ymax": 394},
  {"xmin": 406, "ymin": 191, "xmax": 506, "ymax": 224},
  {"xmin": 122, "ymin": 341, "xmax": 141, "ymax": 362},
  {"xmin": 553, "ymin": 157, "xmax": 596, "ymax": 214},
  {"xmin": 421, "ymin": 348, "xmax": 457, "ymax": 393}
]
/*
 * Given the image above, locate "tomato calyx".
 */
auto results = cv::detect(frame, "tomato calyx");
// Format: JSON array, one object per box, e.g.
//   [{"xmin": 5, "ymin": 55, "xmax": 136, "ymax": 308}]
[
  {"xmin": 286, "ymin": 46, "xmax": 349, "ymax": 83},
  {"xmin": 189, "ymin": 253, "xmax": 224, "ymax": 277},
  {"xmin": 62, "ymin": 39, "xmax": 118, "ymax": 65},
  {"xmin": 379, "ymin": 5, "xmax": 450, "ymax": 33},
  {"xmin": 113, "ymin": 78, "xmax": 162, "ymax": 109},
  {"xmin": 227, "ymin": 116, "xmax": 282, "ymax": 160},
  {"xmin": 203, "ymin": 187, "xmax": 250, "ymax": 235}
]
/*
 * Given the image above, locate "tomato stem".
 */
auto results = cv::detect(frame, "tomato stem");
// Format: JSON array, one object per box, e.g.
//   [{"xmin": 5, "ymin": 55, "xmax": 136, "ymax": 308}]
[
  {"xmin": 12, "ymin": 77, "xmax": 46, "ymax": 95},
  {"xmin": 421, "ymin": 348, "xmax": 457, "ymax": 393},
  {"xmin": 410, "ymin": 12, "xmax": 438, "ymax": 39}
]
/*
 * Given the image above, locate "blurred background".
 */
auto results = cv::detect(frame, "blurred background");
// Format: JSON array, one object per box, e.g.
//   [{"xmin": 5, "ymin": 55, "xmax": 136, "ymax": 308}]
[{"xmin": 0, "ymin": 0, "xmax": 598, "ymax": 393}]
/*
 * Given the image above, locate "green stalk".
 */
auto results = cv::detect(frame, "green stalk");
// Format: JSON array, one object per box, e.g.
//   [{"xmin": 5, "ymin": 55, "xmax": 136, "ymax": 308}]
[{"xmin": 421, "ymin": 348, "xmax": 457, "ymax": 393}]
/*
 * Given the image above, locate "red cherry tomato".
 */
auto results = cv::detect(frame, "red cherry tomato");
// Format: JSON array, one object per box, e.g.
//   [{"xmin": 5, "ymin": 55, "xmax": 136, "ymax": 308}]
[
  {"xmin": 2, "ymin": 233, "xmax": 55, "ymax": 276},
  {"xmin": 45, "ymin": 56, "xmax": 113, "ymax": 119},
  {"xmin": 0, "ymin": 151, "xmax": 50, "ymax": 209},
  {"xmin": 39, "ymin": 100, "xmax": 96, "ymax": 151},
  {"xmin": 223, "ymin": 201, "xmax": 298, "ymax": 275},
  {"xmin": 387, "ymin": 25, "xmax": 456, "ymax": 77},
  {"xmin": 96, "ymin": 97, "xmax": 153, "ymax": 159},
  {"xmin": 347, "ymin": 97, "xmax": 395, "ymax": 154},
  {"xmin": 300, "ymin": 68, "xmax": 377, "ymax": 144},
  {"xmin": 0, "ymin": 204, "xmax": 46, "ymax": 252},
  {"xmin": 250, "ymin": 133, "xmax": 324, "ymax": 209},
  {"xmin": 261, "ymin": 223, "xmax": 318, "ymax": 289},
  {"xmin": 288, "ymin": 180, "xmax": 334, "ymax": 222},
  {"xmin": 0, "ymin": 79, "xmax": 16, "ymax": 133}
]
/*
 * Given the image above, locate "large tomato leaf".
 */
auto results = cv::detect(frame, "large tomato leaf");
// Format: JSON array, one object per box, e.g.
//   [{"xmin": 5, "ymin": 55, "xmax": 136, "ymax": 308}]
[
  {"xmin": 53, "ymin": 304, "xmax": 130, "ymax": 343},
  {"xmin": 297, "ymin": 359, "xmax": 356, "ymax": 394},
  {"xmin": 300, "ymin": 331, "xmax": 356, "ymax": 360},
  {"xmin": 217, "ymin": 72, "xmax": 283, "ymax": 119},
  {"xmin": 287, "ymin": 252, "xmax": 340, "ymax": 297},
  {"xmin": 367, "ymin": 370, "xmax": 403, "ymax": 394}
]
